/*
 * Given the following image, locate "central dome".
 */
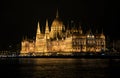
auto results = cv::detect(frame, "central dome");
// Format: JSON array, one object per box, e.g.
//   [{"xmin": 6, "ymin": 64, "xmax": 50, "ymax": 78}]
[
  {"xmin": 51, "ymin": 10, "xmax": 64, "ymax": 32},
  {"xmin": 52, "ymin": 17, "xmax": 63, "ymax": 27},
  {"xmin": 50, "ymin": 10, "xmax": 65, "ymax": 38}
]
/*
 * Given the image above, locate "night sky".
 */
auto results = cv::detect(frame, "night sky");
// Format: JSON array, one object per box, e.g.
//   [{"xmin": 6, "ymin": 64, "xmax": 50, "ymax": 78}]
[{"xmin": 0, "ymin": 0, "xmax": 119, "ymax": 50}]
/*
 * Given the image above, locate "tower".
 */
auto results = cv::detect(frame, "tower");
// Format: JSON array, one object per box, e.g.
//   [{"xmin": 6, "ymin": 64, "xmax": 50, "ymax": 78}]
[
  {"xmin": 45, "ymin": 19, "xmax": 50, "ymax": 39},
  {"xmin": 35, "ymin": 22, "xmax": 43, "ymax": 52},
  {"xmin": 100, "ymin": 28, "xmax": 106, "ymax": 51},
  {"xmin": 36, "ymin": 21, "xmax": 41, "ymax": 40},
  {"xmin": 45, "ymin": 19, "xmax": 49, "ymax": 34}
]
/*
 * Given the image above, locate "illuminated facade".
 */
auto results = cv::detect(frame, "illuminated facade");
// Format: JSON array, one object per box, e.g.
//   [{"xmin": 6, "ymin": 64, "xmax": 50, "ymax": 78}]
[{"xmin": 20, "ymin": 10, "xmax": 106, "ymax": 55}]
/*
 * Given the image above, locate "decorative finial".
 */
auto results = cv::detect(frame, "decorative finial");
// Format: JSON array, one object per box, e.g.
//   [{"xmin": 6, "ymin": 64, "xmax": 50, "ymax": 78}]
[
  {"xmin": 56, "ymin": 8, "xmax": 59, "ymax": 18},
  {"xmin": 45, "ymin": 19, "xmax": 49, "ymax": 34}
]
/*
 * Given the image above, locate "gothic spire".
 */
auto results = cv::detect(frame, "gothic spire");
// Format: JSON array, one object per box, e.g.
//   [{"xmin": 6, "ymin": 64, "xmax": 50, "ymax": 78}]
[
  {"xmin": 45, "ymin": 19, "xmax": 49, "ymax": 34},
  {"xmin": 36, "ymin": 21, "xmax": 41, "ymax": 34}
]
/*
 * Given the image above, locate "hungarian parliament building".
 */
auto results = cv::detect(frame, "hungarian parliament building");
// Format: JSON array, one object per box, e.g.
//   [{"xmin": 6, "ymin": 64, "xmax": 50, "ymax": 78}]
[{"xmin": 20, "ymin": 10, "xmax": 106, "ymax": 56}]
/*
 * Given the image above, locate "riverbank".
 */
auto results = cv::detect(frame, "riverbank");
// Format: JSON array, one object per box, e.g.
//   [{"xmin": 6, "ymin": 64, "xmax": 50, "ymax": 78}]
[
  {"xmin": 1, "ymin": 52, "xmax": 120, "ymax": 59},
  {"xmin": 1, "ymin": 55, "xmax": 120, "ymax": 59}
]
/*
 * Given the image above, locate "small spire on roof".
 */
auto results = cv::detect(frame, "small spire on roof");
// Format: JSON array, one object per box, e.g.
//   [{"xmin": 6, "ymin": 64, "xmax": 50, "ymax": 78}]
[{"xmin": 56, "ymin": 8, "xmax": 59, "ymax": 18}]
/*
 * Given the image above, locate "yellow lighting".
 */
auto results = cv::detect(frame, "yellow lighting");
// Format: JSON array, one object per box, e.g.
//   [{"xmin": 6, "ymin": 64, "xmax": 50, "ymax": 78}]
[{"xmin": 20, "ymin": 10, "xmax": 106, "ymax": 55}]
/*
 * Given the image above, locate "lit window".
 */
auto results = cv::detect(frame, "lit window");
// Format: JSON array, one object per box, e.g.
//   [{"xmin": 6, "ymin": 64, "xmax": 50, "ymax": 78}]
[{"xmin": 87, "ymin": 35, "xmax": 89, "ymax": 38}]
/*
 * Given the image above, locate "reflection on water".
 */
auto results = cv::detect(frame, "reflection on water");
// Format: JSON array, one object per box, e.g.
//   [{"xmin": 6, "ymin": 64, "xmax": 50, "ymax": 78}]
[{"xmin": 0, "ymin": 58, "xmax": 120, "ymax": 78}]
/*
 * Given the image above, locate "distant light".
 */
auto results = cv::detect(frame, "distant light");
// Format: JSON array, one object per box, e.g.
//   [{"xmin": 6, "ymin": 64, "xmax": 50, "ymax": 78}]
[{"xmin": 101, "ymin": 53, "xmax": 105, "ymax": 56}]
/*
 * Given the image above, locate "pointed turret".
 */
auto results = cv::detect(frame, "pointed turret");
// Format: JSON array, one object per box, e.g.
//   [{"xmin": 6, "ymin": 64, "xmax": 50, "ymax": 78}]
[
  {"xmin": 100, "ymin": 28, "xmax": 105, "ymax": 39},
  {"xmin": 36, "ymin": 21, "xmax": 41, "ymax": 35},
  {"xmin": 45, "ymin": 19, "xmax": 49, "ymax": 34},
  {"xmin": 56, "ymin": 9, "xmax": 59, "ymax": 18},
  {"xmin": 78, "ymin": 23, "xmax": 83, "ymax": 34},
  {"xmin": 36, "ymin": 21, "xmax": 42, "ymax": 41}
]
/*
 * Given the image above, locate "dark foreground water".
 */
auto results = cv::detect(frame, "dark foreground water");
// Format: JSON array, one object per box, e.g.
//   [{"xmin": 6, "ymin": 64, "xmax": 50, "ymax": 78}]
[{"xmin": 0, "ymin": 58, "xmax": 120, "ymax": 78}]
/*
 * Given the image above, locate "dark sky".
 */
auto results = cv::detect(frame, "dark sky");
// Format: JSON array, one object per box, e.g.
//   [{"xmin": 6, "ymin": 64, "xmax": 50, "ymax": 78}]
[{"xmin": 0, "ymin": 0, "xmax": 119, "ymax": 49}]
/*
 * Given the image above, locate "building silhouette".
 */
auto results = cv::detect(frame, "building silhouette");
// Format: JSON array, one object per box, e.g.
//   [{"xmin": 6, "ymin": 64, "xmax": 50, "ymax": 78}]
[{"xmin": 20, "ymin": 10, "xmax": 106, "ymax": 56}]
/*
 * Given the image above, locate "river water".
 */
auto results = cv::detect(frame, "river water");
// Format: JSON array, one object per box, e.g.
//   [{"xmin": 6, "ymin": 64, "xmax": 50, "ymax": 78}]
[{"xmin": 0, "ymin": 58, "xmax": 120, "ymax": 78}]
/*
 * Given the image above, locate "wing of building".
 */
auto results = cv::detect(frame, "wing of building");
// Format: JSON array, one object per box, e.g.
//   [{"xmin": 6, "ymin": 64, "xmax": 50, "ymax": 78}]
[{"xmin": 20, "ymin": 10, "xmax": 106, "ymax": 56}]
